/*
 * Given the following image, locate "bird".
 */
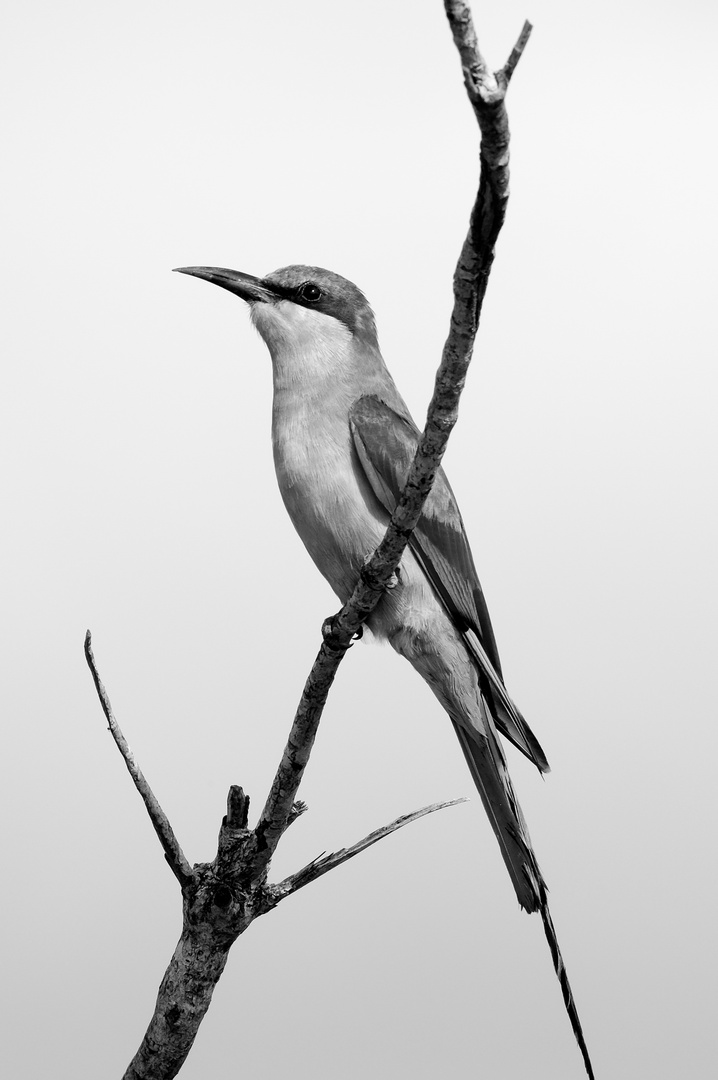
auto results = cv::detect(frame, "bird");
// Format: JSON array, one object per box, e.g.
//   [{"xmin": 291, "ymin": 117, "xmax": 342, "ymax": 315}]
[{"xmin": 175, "ymin": 263, "xmax": 595, "ymax": 1078}]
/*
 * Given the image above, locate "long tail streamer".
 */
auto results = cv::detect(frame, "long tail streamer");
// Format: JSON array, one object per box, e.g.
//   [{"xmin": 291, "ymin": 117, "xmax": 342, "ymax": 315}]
[{"xmin": 540, "ymin": 902, "xmax": 595, "ymax": 1079}]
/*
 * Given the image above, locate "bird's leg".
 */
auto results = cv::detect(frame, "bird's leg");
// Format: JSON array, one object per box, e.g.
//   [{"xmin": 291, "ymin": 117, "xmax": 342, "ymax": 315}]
[{"xmin": 322, "ymin": 555, "xmax": 401, "ymax": 646}]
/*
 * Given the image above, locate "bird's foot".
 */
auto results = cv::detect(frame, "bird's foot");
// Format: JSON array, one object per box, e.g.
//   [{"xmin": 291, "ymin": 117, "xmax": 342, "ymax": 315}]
[
  {"xmin": 322, "ymin": 614, "xmax": 363, "ymax": 648},
  {"xmin": 362, "ymin": 553, "xmax": 400, "ymax": 590}
]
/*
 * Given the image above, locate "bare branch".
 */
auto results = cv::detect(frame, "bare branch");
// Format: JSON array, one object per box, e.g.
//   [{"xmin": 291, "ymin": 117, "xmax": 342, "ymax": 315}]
[
  {"xmin": 444, "ymin": 0, "xmax": 497, "ymax": 96},
  {"xmin": 253, "ymin": 643, "xmax": 345, "ymax": 869},
  {"xmin": 286, "ymin": 799, "xmax": 308, "ymax": 827},
  {"xmin": 502, "ymin": 19, "xmax": 533, "ymax": 84},
  {"xmin": 85, "ymin": 631, "xmax": 193, "ymax": 887},
  {"xmin": 272, "ymin": 799, "xmax": 467, "ymax": 899},
  {"xmin": 444, "ymin": 4, "xmax": 532, "ymax": 99},
  {"xmin": 225, "ymin": 785, "xmax": 250, "ymax": 829}
]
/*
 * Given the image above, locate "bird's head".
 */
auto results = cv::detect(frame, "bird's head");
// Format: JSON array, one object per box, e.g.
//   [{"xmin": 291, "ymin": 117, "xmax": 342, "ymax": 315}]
[{"xmin": 174, "ymin": 264, "xmax": 380, "ymax": 388}]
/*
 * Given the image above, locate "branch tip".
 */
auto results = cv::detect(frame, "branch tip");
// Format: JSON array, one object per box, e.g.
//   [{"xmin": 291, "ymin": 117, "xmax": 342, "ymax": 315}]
[
  {"xmin": 274, "ymin": 797, "xmax": 467, "ymax": 898},
  {"xmin": 502, "ymin": 20, "xmax": 533, "ymax": 84},
  {"xmin": 287, "ymin": 800, "xmax": 308, "ymax": 827},
  {"xmin": 84, "ymin": 632, "xmax": 193, "ymax": 886},
  {"xmin": 226, "ymin": 785, "xmax": 250, "ymax": 829}
]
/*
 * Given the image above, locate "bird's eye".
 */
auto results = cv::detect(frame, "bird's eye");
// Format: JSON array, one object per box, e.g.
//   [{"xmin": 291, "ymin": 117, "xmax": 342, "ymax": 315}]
[{"xmin": 299, "ymin": 282, "xmax": 322, "ymax": 302}]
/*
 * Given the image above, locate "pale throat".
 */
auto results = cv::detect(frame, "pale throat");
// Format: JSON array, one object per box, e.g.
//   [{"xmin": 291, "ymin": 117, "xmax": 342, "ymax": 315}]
[{"xmin": 250, "ymin": 300, "xmax": 353, "ymax": 392}]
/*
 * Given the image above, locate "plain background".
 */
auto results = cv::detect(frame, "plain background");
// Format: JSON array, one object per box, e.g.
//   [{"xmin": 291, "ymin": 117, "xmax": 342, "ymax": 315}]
[{"xmin": 2, "ymin": 1, "xmax": 716, "ymax": 1077}]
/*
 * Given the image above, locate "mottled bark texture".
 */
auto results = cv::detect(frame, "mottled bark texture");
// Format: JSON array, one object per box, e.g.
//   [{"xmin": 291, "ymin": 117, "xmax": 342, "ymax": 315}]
[{"xmin": 87, "ymin": 5, "xmax": 531, "ymax": 1078}]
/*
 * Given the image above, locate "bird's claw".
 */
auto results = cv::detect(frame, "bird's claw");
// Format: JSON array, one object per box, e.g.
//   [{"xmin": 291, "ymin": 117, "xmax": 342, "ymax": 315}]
[
  {"xmin": 322, "ymin": 615, "xmax": 363, "ymax": 647},
  {"xmin": 362, "ymin": 553, "xmax": 400, "ymax": 591}
]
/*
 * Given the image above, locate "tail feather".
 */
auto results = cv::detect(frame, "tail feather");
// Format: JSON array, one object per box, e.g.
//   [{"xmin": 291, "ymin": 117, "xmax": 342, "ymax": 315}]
[
  {"xmin": 541, "ymin": 904, "xmax": 596, "ymax": 1080},
  {"xmin": 454, "ymin": 699, "xmax": 595, "ymax": 1079},
  {"xmin": 452, "ymin": 702, "xmax": 545, "ymax": 913}
]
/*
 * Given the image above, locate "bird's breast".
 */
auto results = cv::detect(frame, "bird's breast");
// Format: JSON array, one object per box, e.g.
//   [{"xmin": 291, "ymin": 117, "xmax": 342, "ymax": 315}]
[{"xmin": 271, "ymin": 390, "xmax": 388, "ymax": 601}]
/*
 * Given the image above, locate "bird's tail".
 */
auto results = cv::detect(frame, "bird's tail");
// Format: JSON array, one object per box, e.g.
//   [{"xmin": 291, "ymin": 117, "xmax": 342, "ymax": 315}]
[
  {"xmin": 453, "ymin": 702, "xmax": 595, "ymax": 1079},
  {"xmin": 540, "ymin": 901, "xmax": 596, "ymax": 1079},
  {"xmin": 452, "ymin": 710, "xmax": 544, "ymax": 912}
]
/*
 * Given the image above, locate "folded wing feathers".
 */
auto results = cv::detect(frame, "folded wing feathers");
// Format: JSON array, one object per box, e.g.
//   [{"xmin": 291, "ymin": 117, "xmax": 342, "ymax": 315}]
[{"xmin": 350, "ymin": 395, "xmax": 549, "ymax": 773}]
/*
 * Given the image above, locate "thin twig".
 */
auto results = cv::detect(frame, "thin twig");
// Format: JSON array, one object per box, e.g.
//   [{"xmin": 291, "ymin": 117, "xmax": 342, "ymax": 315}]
[
  {"xmin": 273, "ymin": 799, "xmax": 467, "ymax": 899},
  {"xmin": 502, "ymin": 19, "xmax": 533, "ymax": 84},
  {"xmin": 85, "ymin": 631, "xmax": 193, "ymax": 887}
]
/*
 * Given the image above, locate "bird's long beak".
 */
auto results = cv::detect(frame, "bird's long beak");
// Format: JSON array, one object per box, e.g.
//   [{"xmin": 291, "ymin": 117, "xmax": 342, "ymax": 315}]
[{"xmin": 173, "ymin": 266, "xmax": 277, "ymax": 304}]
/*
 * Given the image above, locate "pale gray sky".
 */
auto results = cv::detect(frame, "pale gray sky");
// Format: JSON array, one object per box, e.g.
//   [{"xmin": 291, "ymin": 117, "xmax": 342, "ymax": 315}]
[{"xmin": 2, "ymin": 1, "xmax": 717, "ymax": 1077}]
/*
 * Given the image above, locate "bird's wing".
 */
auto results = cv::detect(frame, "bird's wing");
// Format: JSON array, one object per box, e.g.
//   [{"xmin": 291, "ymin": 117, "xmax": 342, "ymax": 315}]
[{"xmin": 349, "ymin": 393, "xmax": 549, "ymax": 773}]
